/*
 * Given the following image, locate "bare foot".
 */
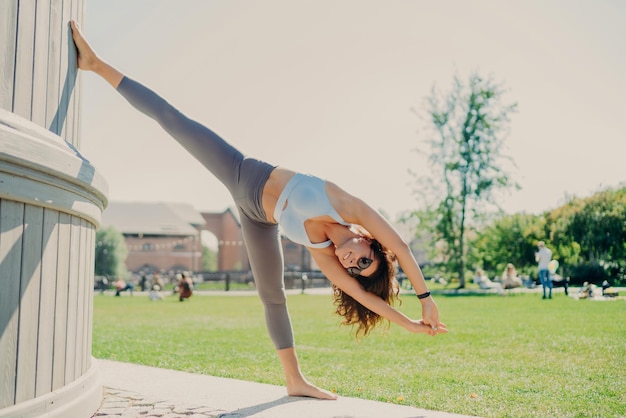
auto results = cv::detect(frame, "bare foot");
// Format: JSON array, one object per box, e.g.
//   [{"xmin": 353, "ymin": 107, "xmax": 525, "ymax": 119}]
[
  {"xmin": 69, "ymin": 20, "xmax": 100, "ymax": 71},
  {"xmin": 286, "ymin": 380, "xmax": 338, "ymax": 400}
]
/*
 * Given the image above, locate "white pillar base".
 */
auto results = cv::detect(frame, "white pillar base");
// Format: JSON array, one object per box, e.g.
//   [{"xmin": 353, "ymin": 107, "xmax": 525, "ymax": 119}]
[{"xmin": 0, "ymin": 359, "xmax": 102, "ymax": 418}]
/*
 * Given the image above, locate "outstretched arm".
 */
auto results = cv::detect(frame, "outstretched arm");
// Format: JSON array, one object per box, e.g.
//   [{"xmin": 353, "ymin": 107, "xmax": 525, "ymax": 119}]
[
  {"xmin": 311, "ymin": 249, "xmax": 447, "ymax": 336},
  {"xmin": 327, "ymin": 183, "xmax": 445, "ymax": 332},
  {"xmin": 70, "ymin": 20, "xmax": 124, "ymax": 88},
  {"xmin": 357, "ymin": 203, "xmax": 443, "ymax": 327}
]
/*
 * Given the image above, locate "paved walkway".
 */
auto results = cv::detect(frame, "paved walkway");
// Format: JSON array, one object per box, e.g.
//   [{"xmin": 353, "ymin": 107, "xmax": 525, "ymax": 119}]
[{"xmin": 93, "ymin": 359, "xmax": 475, "ymax": 418}]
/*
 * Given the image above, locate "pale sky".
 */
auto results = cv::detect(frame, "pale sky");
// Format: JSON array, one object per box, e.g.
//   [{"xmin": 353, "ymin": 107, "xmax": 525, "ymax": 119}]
[{"xmin": 80, "ymin": 0, "xmax": 626, "ymax": 227}]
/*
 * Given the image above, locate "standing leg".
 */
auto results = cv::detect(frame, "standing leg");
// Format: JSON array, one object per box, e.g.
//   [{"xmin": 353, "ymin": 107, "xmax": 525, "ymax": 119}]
[
  {"xmin": 539, "ymin": 270, "xmax": 544, "ymax": 298},
  {"xmin": 547, "ymin": 272, "xmax": 553, "ymax": 298},
  {"xmin": 239, "ymin": 214, "xmax": 336, "ymax": 400}
]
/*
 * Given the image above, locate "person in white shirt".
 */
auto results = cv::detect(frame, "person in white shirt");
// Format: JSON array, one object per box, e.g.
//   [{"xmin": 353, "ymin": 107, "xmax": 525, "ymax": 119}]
[
  {"xmin": 535, "ymin": 241, "xmax": 553, "ymax": 299},
  {"xmin": 473, "ymin": 268, "xmax": 504, "ymax": 295}
]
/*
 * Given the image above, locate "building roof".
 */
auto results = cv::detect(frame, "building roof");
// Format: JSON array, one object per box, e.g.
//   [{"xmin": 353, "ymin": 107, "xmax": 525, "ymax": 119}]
[
  {"xmin": 164, "ymin": 202, "xmax": 206, "ymax": 226},
  {"xmin": 101, "ymin": 202, "xmax": 202, "ymax": 236}
]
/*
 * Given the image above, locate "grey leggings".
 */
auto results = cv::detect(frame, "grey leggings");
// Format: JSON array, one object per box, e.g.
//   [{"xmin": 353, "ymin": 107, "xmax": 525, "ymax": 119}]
[{"xmin": 117, "ymin": 77, "xmax": 294, "ymax": 349}]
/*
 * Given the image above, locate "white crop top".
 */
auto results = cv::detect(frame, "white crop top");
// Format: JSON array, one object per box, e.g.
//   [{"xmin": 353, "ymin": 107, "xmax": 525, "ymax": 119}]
[{"xmin": 273, "ymin": 173, "xmax": 350, "ymax": 248}]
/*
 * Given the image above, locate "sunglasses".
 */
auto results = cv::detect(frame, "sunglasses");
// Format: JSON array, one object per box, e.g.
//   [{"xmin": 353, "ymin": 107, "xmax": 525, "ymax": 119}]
[{"xmin": 346, "ymin": 256, "xmax": 373, "ymax": 278}]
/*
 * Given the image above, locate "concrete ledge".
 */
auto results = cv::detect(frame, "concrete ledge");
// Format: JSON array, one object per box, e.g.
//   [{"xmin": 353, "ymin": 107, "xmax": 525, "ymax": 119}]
[
  {"xmin": 0, "ymin": 108, "xmax": 108, "ymax": 227},
  {"xmin": 0, "ymin": 360, "xmax": 102, "ymax": 418}
]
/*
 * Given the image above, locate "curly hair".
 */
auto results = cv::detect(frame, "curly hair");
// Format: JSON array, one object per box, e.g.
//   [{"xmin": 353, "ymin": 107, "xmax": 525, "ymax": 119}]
[{"xmin": 332, "ymin": 238, "xmax": 400, "ymax": 337}]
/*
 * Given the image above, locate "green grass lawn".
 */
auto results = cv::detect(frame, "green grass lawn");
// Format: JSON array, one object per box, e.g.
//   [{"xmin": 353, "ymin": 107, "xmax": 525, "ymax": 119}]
[{"xmin": 93, "ymin": 290, "xmax": 626, "ymax": 417}]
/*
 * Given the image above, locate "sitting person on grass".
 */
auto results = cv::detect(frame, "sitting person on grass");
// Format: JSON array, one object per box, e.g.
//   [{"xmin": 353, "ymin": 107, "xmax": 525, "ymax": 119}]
[
  {"xmin": 601, "ymin": 280, "xmax": 619, "ymax": 297},
  {"xmin": 473, "ymin": 268, "xmax": 504, "ymax": 295},
  {"xmin": 501, "ymin": 263, "xmax": 522, "ymax": 289},
  {"xmin": 578, "ymin": 282, "xmax": 595, "ymax": 299}
]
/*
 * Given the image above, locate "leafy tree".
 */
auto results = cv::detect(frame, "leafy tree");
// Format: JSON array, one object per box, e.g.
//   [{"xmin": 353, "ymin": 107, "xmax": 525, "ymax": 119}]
[
  {"xmin": 95, "ymin": 226, "xmax": 128, "ymax": 278},
  {"xmin": 548, "ymin": 187, "xmax": 626, "ymax": 283},
  {"xmin": 463, "ymin": 186, "xmax": 626, "ymax": 285},
  {"xmin": 202, "ymin": 245, "xmax": 217, "ymax": 271},
  {"xmin": 568, "ymin": 188, "xmax": 626, "ymax": 266},
  {"xmin": 468, "ymin": 213, "xmax": 544, "ymax": 278},
  {"xmin": 544, "ymin": 198, "xmax": 584, "ymax": 276},
  {"xmin": 414, "ymin": 72, "xmax": 518, "ymax": 286}
]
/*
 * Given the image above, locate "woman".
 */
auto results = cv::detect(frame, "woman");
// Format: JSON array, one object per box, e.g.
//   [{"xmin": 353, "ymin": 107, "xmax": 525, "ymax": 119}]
[
  {"xmin": 473, "ymin": 268, "xmax": 504, "ymax": 295},
  {"xmin": 70, "ymin": 20, "xmax": 446, "ymax": 400},
  {"xmin": 501, "ymin": 263, "xmax": 522, "ymax": 290}
]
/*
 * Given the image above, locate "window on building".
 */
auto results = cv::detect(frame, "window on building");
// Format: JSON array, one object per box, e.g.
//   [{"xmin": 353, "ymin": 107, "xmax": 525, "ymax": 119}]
[{"xmin": 142, "ymin": 243, "xmax": 155, "ymax": 251}]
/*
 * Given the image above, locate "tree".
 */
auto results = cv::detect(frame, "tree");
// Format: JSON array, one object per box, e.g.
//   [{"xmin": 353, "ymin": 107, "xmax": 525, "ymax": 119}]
[
  {"xmin": 544, "ymin": 197, "xmax": 585, "ymax": 277},
  {"xmin": 95, "ymin": 226, "xmax": 128, "ymax": 278},
  {"xmin": 548, "ymin": 186, "xmax": 626, "ymax": 284},
  {"xmin": 414, "ymin": 72, "xmax": 518, "ymax": 287},
  {"xmin": 468, "ymin": 213, "xmax": 544, "ymax": 278},
  {"xmin": 202, "ymin": 245, "xmax": 217, "ymax": 271},
  {"xmin": 568, "ymin": 188, "xmax": 626, "ymax": 267},
  {"xmin": 462, "ymin": 186, "xmax": 626, "ymax": 285}
]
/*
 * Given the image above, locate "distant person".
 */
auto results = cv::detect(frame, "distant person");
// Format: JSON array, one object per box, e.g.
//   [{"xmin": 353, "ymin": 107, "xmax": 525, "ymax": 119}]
[
  {"xmin": 578, "ymin": 282, "xmax": 594, "ymax": 299},
  {"xmin": 473, "ymin": 268, "xmax": 504, "ymax": 295},
  {"xmin": 601, "ymin": 280, "xmax": 618, "ymax": 297},
  {"xmin": 94, "ymin": 276, "xmax": 109, "ymax": 294},
  {"xmin": 114, "ymin": 277, "xmax": 134, "ymax": 296},
  {"xmin": 550, "ymin": 274, "xmax": 569, "ymax": 296},
  {"xmin": 153, "ymin": 273, "xmax": 165, "ymax": 292},
  {"xmin": 501, "ymin": 263, "xmax": 522, "ymax": 289},
  {"xmin": 71, "ymin": 20, "xmax": 445, "ymax": 400},
  {"xmin": 521, "ymin": 275, "xmax": 536, "ymax": 289},
  {"xmin": 535, "ymin": 241, "xmax": 553, "ymax": 299},
  {"xmin": 177, "ymin": 272, "xmax": 194, "ymax": 302},
  {"xmin": 149, "ymin": 284, "xmax": 165, "ymax": 301}
]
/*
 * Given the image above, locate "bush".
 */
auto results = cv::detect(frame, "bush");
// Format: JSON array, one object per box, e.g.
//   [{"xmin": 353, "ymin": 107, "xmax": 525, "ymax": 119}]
[
  {"xmin": 605, "ymin": 262, "xmax": 625, "ymax": 286},
  {"xmin": 568, "ymin": 263, "xmax": 607, "ymax": 285}
]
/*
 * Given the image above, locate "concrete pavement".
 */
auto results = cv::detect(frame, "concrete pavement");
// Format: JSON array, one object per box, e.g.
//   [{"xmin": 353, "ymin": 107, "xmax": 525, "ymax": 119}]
[{"xmin": 94, "ymin": 359, "xmax": 475, "ymax": 418}]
